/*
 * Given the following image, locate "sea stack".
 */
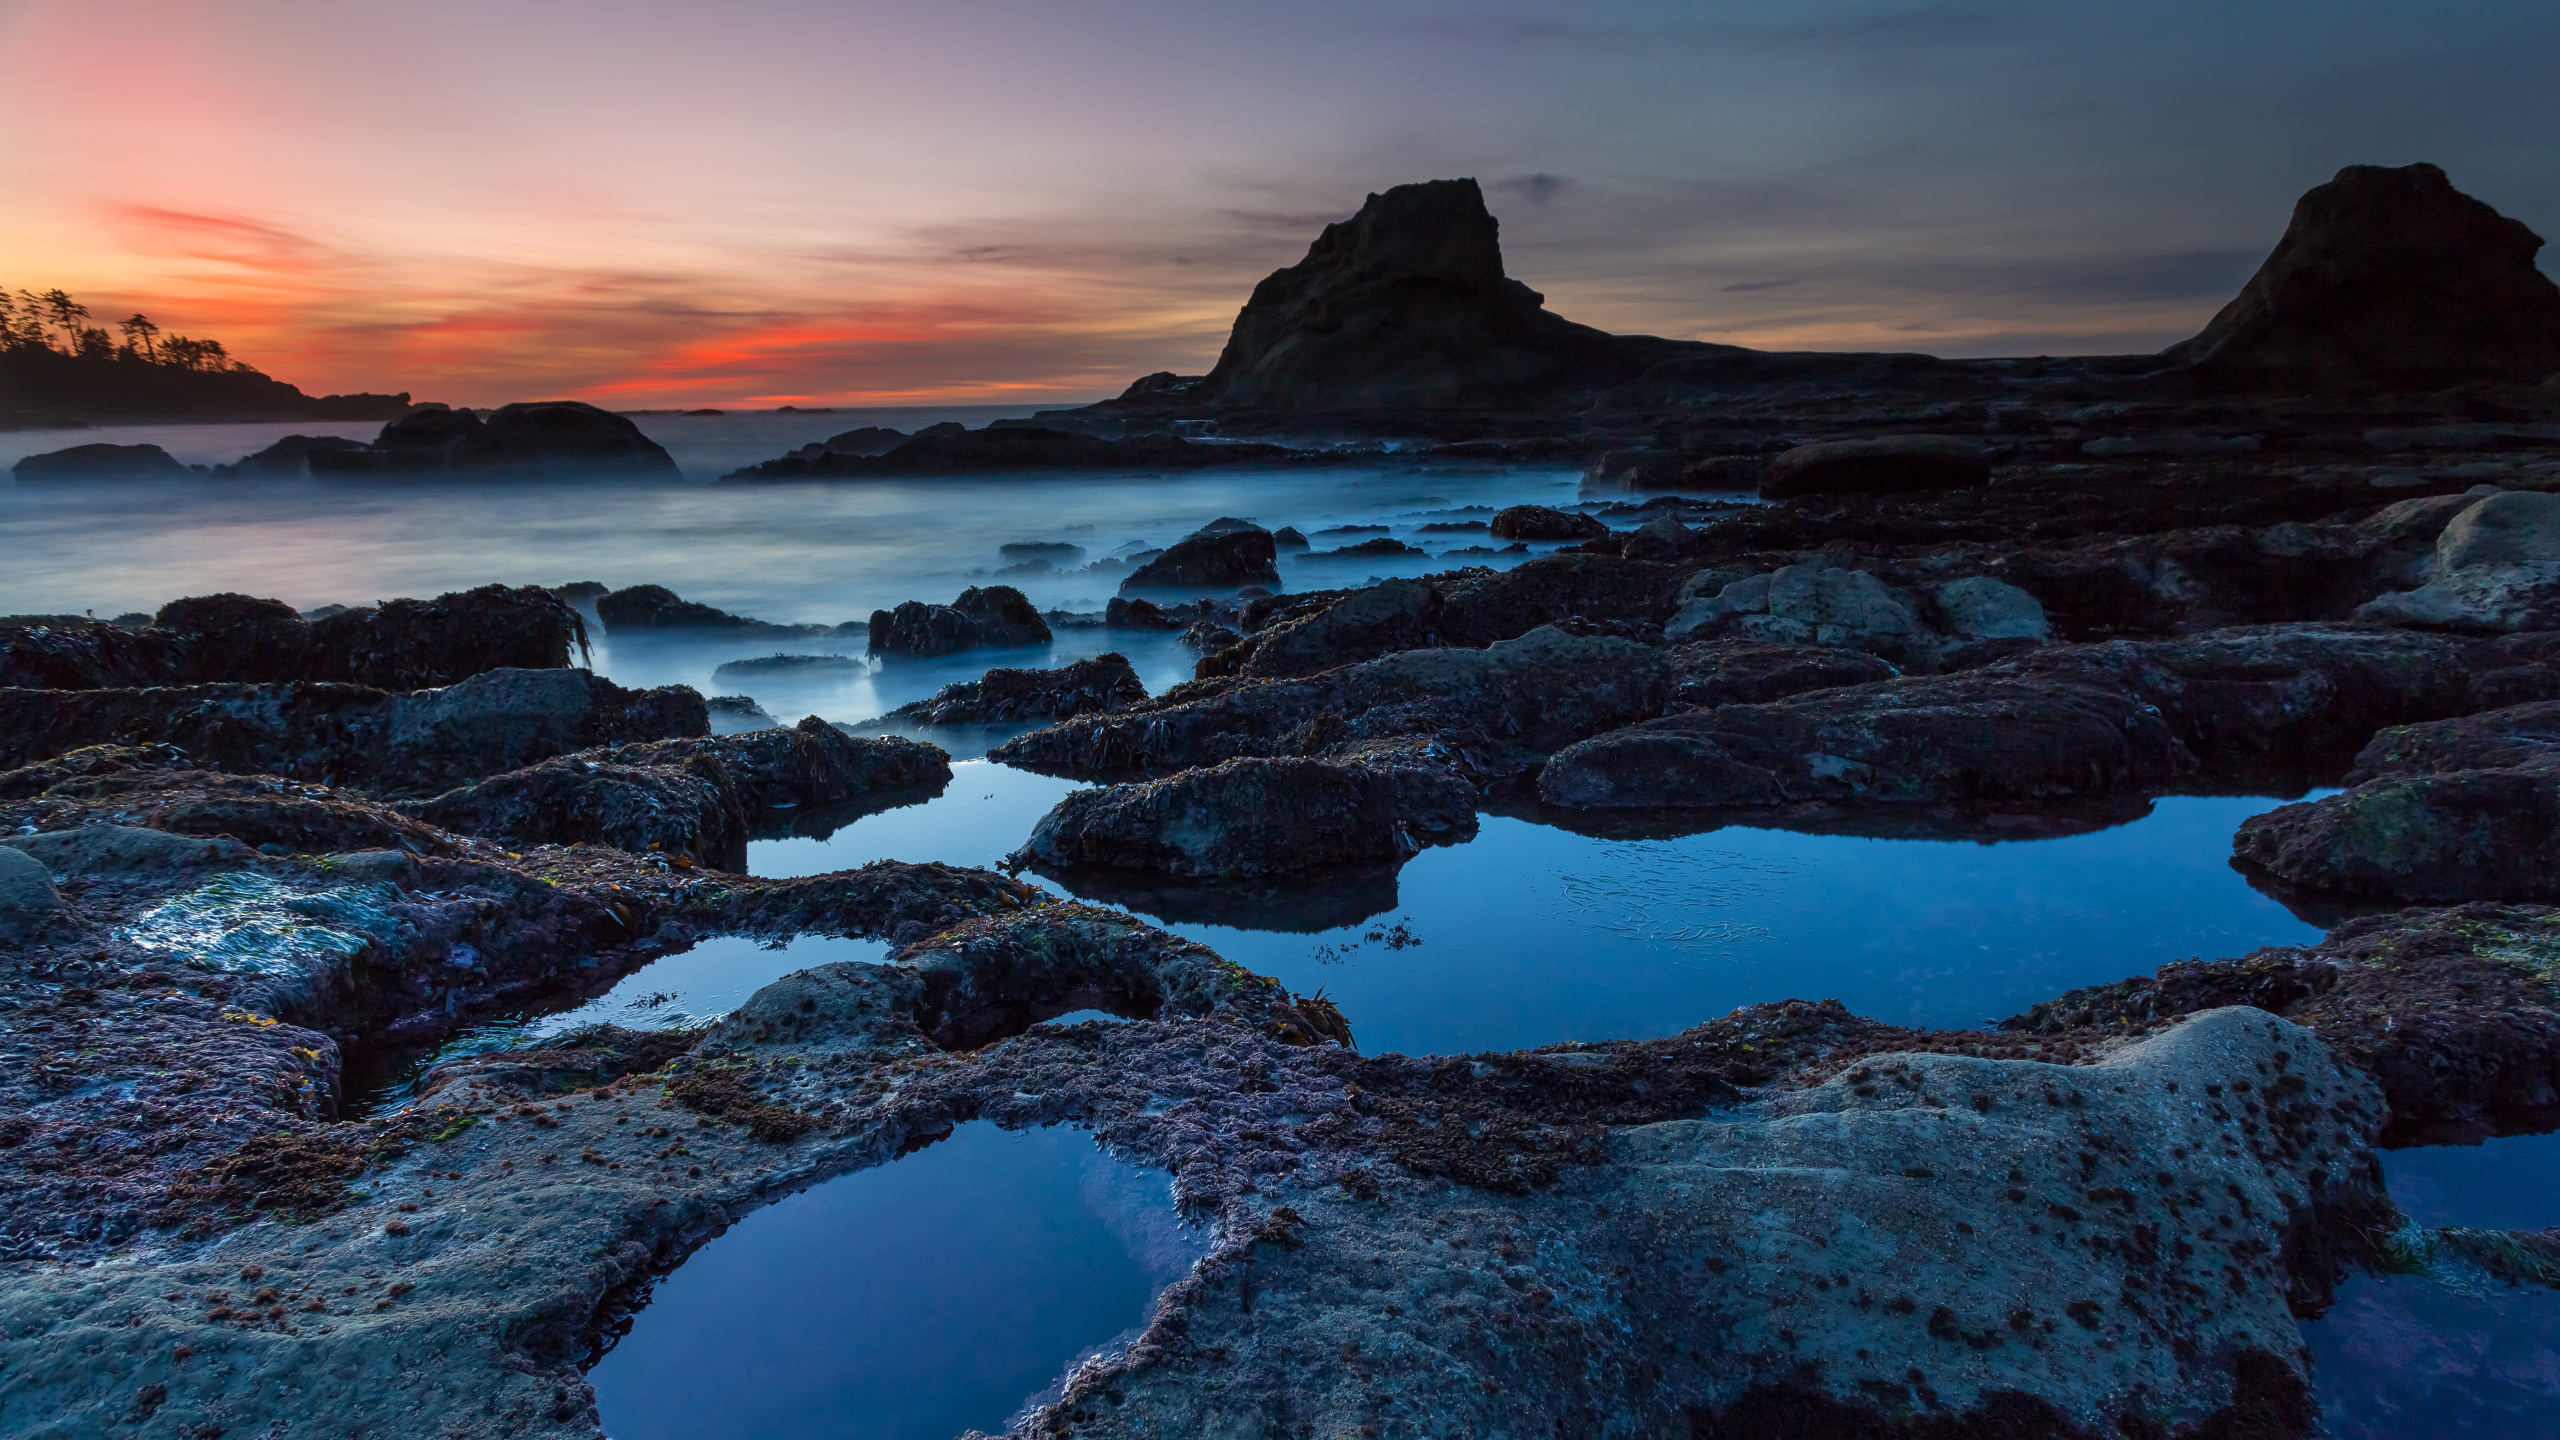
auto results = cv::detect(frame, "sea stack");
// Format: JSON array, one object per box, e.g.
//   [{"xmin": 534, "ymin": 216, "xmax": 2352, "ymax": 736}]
[
  {"xmin": 2163, "ymin": 162, "xmax": 2560, "ymax": 388},
  {"xmin": 1184, "ymin": 178, "xmax": 1691, "ymax": 415}
]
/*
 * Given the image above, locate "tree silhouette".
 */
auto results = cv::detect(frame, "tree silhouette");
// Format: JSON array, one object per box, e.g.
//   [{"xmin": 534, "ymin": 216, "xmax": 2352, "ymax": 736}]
[
  {"xmin": 118, "ymin": 313, "xmax": 160, "ymax": 361},
  {"xmin": 37, "ymin": 289, "xmax": 88, "ymax": 348}
]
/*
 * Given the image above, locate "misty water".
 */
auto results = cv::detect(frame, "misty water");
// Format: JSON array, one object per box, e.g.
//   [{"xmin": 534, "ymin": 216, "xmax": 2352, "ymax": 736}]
[{"xmin": 11, "ymin": 412, "xmax": 2550, "ymax": 1435}]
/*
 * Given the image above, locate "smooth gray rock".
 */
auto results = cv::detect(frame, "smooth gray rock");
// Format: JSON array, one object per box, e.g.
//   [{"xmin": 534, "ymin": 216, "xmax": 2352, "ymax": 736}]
[
  {"xmin": 0, "ymin": 846, "xmax": 62, "ymax": 941},
  {"xmin": 0, "ymin": 824, "xmax": 252, "ymax": 875},
  {"xmin": 1933, "ymin": 575, "xmax": 2050, "ymax": 640}
]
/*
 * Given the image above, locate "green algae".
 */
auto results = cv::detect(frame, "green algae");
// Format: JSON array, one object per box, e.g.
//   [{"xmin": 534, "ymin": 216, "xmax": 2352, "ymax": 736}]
[{"xmin": 117, "ymin": 871, "xmax": 406, "ymax": 975}]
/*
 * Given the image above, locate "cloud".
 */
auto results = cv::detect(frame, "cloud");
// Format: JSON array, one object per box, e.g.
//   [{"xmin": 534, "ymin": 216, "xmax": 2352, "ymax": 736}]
[
  {"xmin": 1497, "ymin": 173, "xmax": 1570, "ymax": 207},
  {"xmin": 1719, "ymin": 277, "xmax": 1804, "ymax": 292},
  {"xmin": 1384, "ymin": 4, "xmax": 2017, "ymax": 54}
]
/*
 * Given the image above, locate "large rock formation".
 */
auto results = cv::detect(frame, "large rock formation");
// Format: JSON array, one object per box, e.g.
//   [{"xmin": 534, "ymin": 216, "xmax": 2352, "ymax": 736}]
[
  {"xmin": 2162, "ymin": 162, "xmax": 2560, "ymax": 388},
  {"xmin": 306, "ymin": 401, "xmax": 680, "ymax": 479},
  {"xmin": 1177, "ymin": 178, "xmax": 1693, "ymax": 415}
]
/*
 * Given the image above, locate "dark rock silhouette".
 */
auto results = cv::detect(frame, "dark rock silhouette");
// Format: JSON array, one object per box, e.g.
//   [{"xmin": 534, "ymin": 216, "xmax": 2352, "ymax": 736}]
[
  {"xmin": 11, "ymin": 442, "xmax": 194, "ymax": 482},
  {"xmin": 222, "ymin": 434, "xmax": 371, "ymax": 476},
  {"xmin": 2163, "ymin": 162, "xmax": 2560, "ymax": 388},
  {"xmin": 594, "ymin": 584, "xmax": 843, "ymax": 637},
  {"xmin": 1121, "ymin": 525, "xmax": 1280, "ymax": 592},
  {"xmin": 720, "ymin": 426, "xmax": 1291, "ymax": 480},
  {"xmin": 868, "ymin": 586, "xmax": 1052, "ymax": 658},
  {"xmin": 1759, "ymin": 436, "xmax": 1989, "ymax": 498},
  {"xmin": 1490, "ymin": 505, "xmax": 1608, "ymax": 542},
  {"xmin": 307, "ymin": 401, "xmax": 679, "ymax": 478},
  {"xmin": 1183, "ymin": 178, "xmax": 1693, "ymax": 414}
]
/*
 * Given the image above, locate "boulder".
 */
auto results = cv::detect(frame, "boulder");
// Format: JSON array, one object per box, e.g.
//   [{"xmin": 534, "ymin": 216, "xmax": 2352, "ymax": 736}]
[
  {"xmin": 2355, "ymin": 490, "xmax": 2560, "ymax": 631},
  {"xmin": 867, "ymin": 585, "xmax": 1052, "ymax": 657},
  {"xmin": 2347, "ymin": 699, "xmax": 2560, "ymax": 781},
  {"xmin": 1120, "ymin": 527, "xmax": 1280, "ymax": 592},
  {"xmin": 0, "ymin": 845, "xmax": 62, "ymax": 942},
  {"xmin": 1581, "ymin": 449, "xmax": 1761, "ymax": 492},
  {"xmin": 1013, "ymin": 754, "xmax": 1476, "ymax": 879},
  {"xmin": 1664, "ymin": 564, "xmax": 1931, "ymax": 664},
  {"xmin": 1758, "ymin": 435, "xmax": 1988, "ymax": 498},
  {"xmin": 223, "ymin": 434, "xmax": 371, "ymax": 476},
  {"xmin": 2236, "ymin": 768, "xmax": 2560, "ymax": 903},
  {"xmin": 154, "ymin": 594, "xmax": 315, "ymax": 683},
  {"xmin": 1538, "ymin": 671, "xmax": 2187, "ymax": 811},
  {"xmin": 11, "ymin": 443, "xmax": 193, "ymax": 482},
  {"xmin": 306, "ymin": 584, "xmax": 589, "ymax": 688},
  {"xmin": 1930, "ymin": 575, "xmax": 2050, "ymax": 641},
  {"xmin": 2162, "ymin": 162, "xmax": 2560, "ymax": 387},
  {"xmin": 307, "ymin": 401, "xmax": 678, "ymax": 478},
  {"xmin": 410, "ymin": 754, "xmax": 750, "ymax": 868},
  {"xmin": 1103, "ymin": 597, "xmax": 1183, "ymax": 631},
  {"xmin": 1435, "ymin": 555, "xmax": 1683, "ymax": 646},
  {"xmin": 1177, "ymin": 177, "xmax": 1693, "ymax": 414},
  {"xmin": 0, "ymin": 824, "xmax": 253, "ymax": 875},
  {"xmin": 1241, "ymin": 579, "xmax": 1440, "ymax": 680},
  {"xmin": 594, "ymin": 584, "xmax": 819, "ymax": 634},
  {"xmin": 1300, "ymin": 537, "xmax": 1426, "ymax": 561},
  {"xmin": 1618, "ymin": 515, "xmax": 1691, "ymax": 563},
  {"xmin": 1271, "ymin": 526, "xmax": 1310, "ymax": 549},
  {"xmin": 1488, "ymin": 505, "xmax": 1607, "ymax": 542},
  {"xmin": 870, "ymin": 654, "xmax": 1146, "ymax": 727}
]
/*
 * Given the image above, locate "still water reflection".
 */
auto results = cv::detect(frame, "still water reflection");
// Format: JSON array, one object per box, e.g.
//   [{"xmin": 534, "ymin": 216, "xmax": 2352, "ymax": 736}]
[{"xmin": 590, "ymin": 1121, "xmax": 1203, "ymax": 1440}]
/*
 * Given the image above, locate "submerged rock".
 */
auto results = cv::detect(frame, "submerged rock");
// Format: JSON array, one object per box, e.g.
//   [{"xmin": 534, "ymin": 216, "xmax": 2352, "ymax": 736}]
[
  {"xmin": 867, "ymin": 585, "xmax": 1052, "ymax": 658},
  {"xmin": 1013, "ymin": 753, "xmax": 1476, "ymax": 879},
  {"xmin": 1488, "ymin": 504, "xmax": 1607, "ymax": 542},
  {"xmin": 10, "ymin": 442, "xmax": 194, "ymax": 482},
  {"xmin": 869, "ymin": 653, "xmax": 1146, "ymax": 727},
  {"xmin": 2162, "ymin": 162, "xmax": 2560, "ymax": 388}
]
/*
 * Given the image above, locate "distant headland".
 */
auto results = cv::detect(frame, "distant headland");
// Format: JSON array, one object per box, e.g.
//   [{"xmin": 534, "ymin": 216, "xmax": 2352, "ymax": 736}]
[{"xmin": 0, "ymin": 287, "xmax": 410, "ymax": 430}]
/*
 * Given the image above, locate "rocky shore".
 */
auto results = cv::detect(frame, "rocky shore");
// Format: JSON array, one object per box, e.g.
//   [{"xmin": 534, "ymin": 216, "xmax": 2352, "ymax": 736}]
[{"xmin": 4, "ymin": 157, "xmax": 2560, "ymax": 1438}]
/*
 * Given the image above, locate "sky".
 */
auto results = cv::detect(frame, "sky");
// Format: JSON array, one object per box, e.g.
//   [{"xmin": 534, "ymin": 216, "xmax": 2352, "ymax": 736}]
[{"xmin": 4, "ymin": 0, "xmax": 2556, "ymax": 408}]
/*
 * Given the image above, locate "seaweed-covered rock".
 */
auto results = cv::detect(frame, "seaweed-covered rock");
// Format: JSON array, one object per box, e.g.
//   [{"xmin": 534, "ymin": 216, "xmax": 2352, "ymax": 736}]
[
  {"xmin": 409, "ymin": 753, "xmax": 751, "ymax": 868},
  {"xmin": 1539, "ymin": 671, "xmax": 2183, "ymax": 811},
  {"xmin": 0, "ymin": 667, "xmax": 705, "ymax": 793},
  {"xmin": 308, "ymin": 401, "xmax": 678, "ymax": 478},
  {"xmin": 1434, "ymin": 555, "xmax": 1682, "ymax": 647},
  {"xmin": 872, "ymin": 655, "xmax": 1145, "ymax": 728},
  {"xmin": 1488, "ymin": 505, "xmax": 1607, "ymax": 542},
  {"xmin": 1663, "ymin": 564, "xmax": 1931, "ymax": 663},
  {"xmin": 1241, "ymin": 579, "xmax": 1441, "ymax": 679},
  {"xmin": 2234, "ymin": 768, "xmax": 2560, "ymax": 903},
  {"xmin": 1758, "ymin": 435, "xmax": 1988, "ymax": 497},
  {"xmin": 996, "ymin": 626, "xmax": 1667, "ymax": 781},
  {"xmin": 592, "ymin": 716, "xmax": 949, "ymax": 814},
  {"xmin": 1120, "ymin": 526, "xmax": 1280, "ymax": 593},
  {"xmin": 1014, "ymin": 754, "xmax": 1476, "ymax": 879},
  {"xmin": 0, "ymin": 620, "xmax": 183, "ymax": 690},
  {"xmin": 306, "ymin": 584, "xmax": 589, "ymax": 690},
  {"xmin": 867, "ymin": 586, "xmax": 1052, "ymax": 658},
  {"xmin": 596, "ymin": 584, "xmax": 763, "ymax": 633},
  {"xmin": 154, "ymin": 594, "xmax": 315, "ymax": 683},
  {"xmin": 1104, "ymin": 597, "xmax": 1184, "ymax": 631}
]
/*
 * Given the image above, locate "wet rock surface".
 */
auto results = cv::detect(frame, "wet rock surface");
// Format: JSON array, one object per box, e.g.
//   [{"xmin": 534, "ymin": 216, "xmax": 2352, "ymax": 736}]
[
  {"xmin": 1012, "ymin": 753, "xmax": 1477, "ymax": 879},
  {"xmin": 868, "ymin": 652, "xmax": 1146, "ymax": 728},
  {"xmin": 866, "ymin": 584, "xmax": 1052, "ymax": 658},
  {"xmin": 1119, "ymin": 523, "xmax": 1281, "ymax": 593},
  {"xmin": 1759, "ymin": 433, "xmax": 1990, "ymax": 497}
]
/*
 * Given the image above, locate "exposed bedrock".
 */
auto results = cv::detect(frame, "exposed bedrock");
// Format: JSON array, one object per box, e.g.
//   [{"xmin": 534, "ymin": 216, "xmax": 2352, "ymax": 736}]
[
  {"xmin": 865, "ymin": 584, "xmax": 1051, "ymax": 657},
  {"xmin": 2161, "ymin": 162, "xmax": 2560, "ymax": 389},
  {"xmin": 0, "ymin": 584, "xmax": 587, "ymax": 691},
  {"xmin": 2231, "ymin": 698, "xmax": 2560, "ymax": 903},
  {"xmin": 2004, "ymin": 903, "xmax": 2560, "ymax": 1143},
  {"xmin": 993, "ymin": 625, "xmax": 1667, "ymax": 781},
  {"xmin": 0, "ymin": 667, "xmax": 708, "ymax": 793},
  {"xmin": 1539, "ymin": 624, "xmax": 2503, "ymax": 812},
  {"xmin": 2355, "ymin": 488, "xmax": 2560, "ymax": 632},
  {"xmin": 1207, "ymin": 557, "xmax": 1681, "ymax": 679},
  {"xmin": 867, "ymin": 652, "xmax": 1146, "ymax": 727},
  {"xmin": 1012, "ymin": 752, "xmax": 1478, "ymax": 880}
]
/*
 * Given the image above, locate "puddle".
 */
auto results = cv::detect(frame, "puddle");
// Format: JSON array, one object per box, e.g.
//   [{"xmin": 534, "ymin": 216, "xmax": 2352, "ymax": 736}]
[
  {"xmin": 2306, "ymin": 1275, "xmax": 2560, "ymax": 1438},
  {"xmin": 346, "ymin": 932, "xmax": 884, "ymax": 1113},
  {"xmin": 750, "ymin": 759, "xmax": 1087, "ymax": 875},
  {"xmin": 590, "ymin": 1121, "xmax": 1203, "ymax": 1440},
  {"xmin": 2385, "ymin": 1132, "xmax": 2560, "ymax": 1232},
  {"xmin": 1048, "ymin": 795, "xmax": 2327, "ymax": 1056}
]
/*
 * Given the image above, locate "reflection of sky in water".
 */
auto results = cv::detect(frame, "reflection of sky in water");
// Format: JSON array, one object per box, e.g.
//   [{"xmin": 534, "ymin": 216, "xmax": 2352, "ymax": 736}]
[
  {"xmin": 752, "ymin": 759, "xmax": 1086, "ymax": 874},
  {"xmin": 591, "ymin": 1121, "xmax": 1202, "ymax": 1440},
  {"xmin": 2385, "ymin": 1132, "xmax": 2560, "ymax": 1233},
  {"xmin": 1062, "ymin": 795, "xmax": 2330, "ymax": 1056},
  {"xmin": 353, "ymin": 933, "xmax": 883, "ymax": 1111}
]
